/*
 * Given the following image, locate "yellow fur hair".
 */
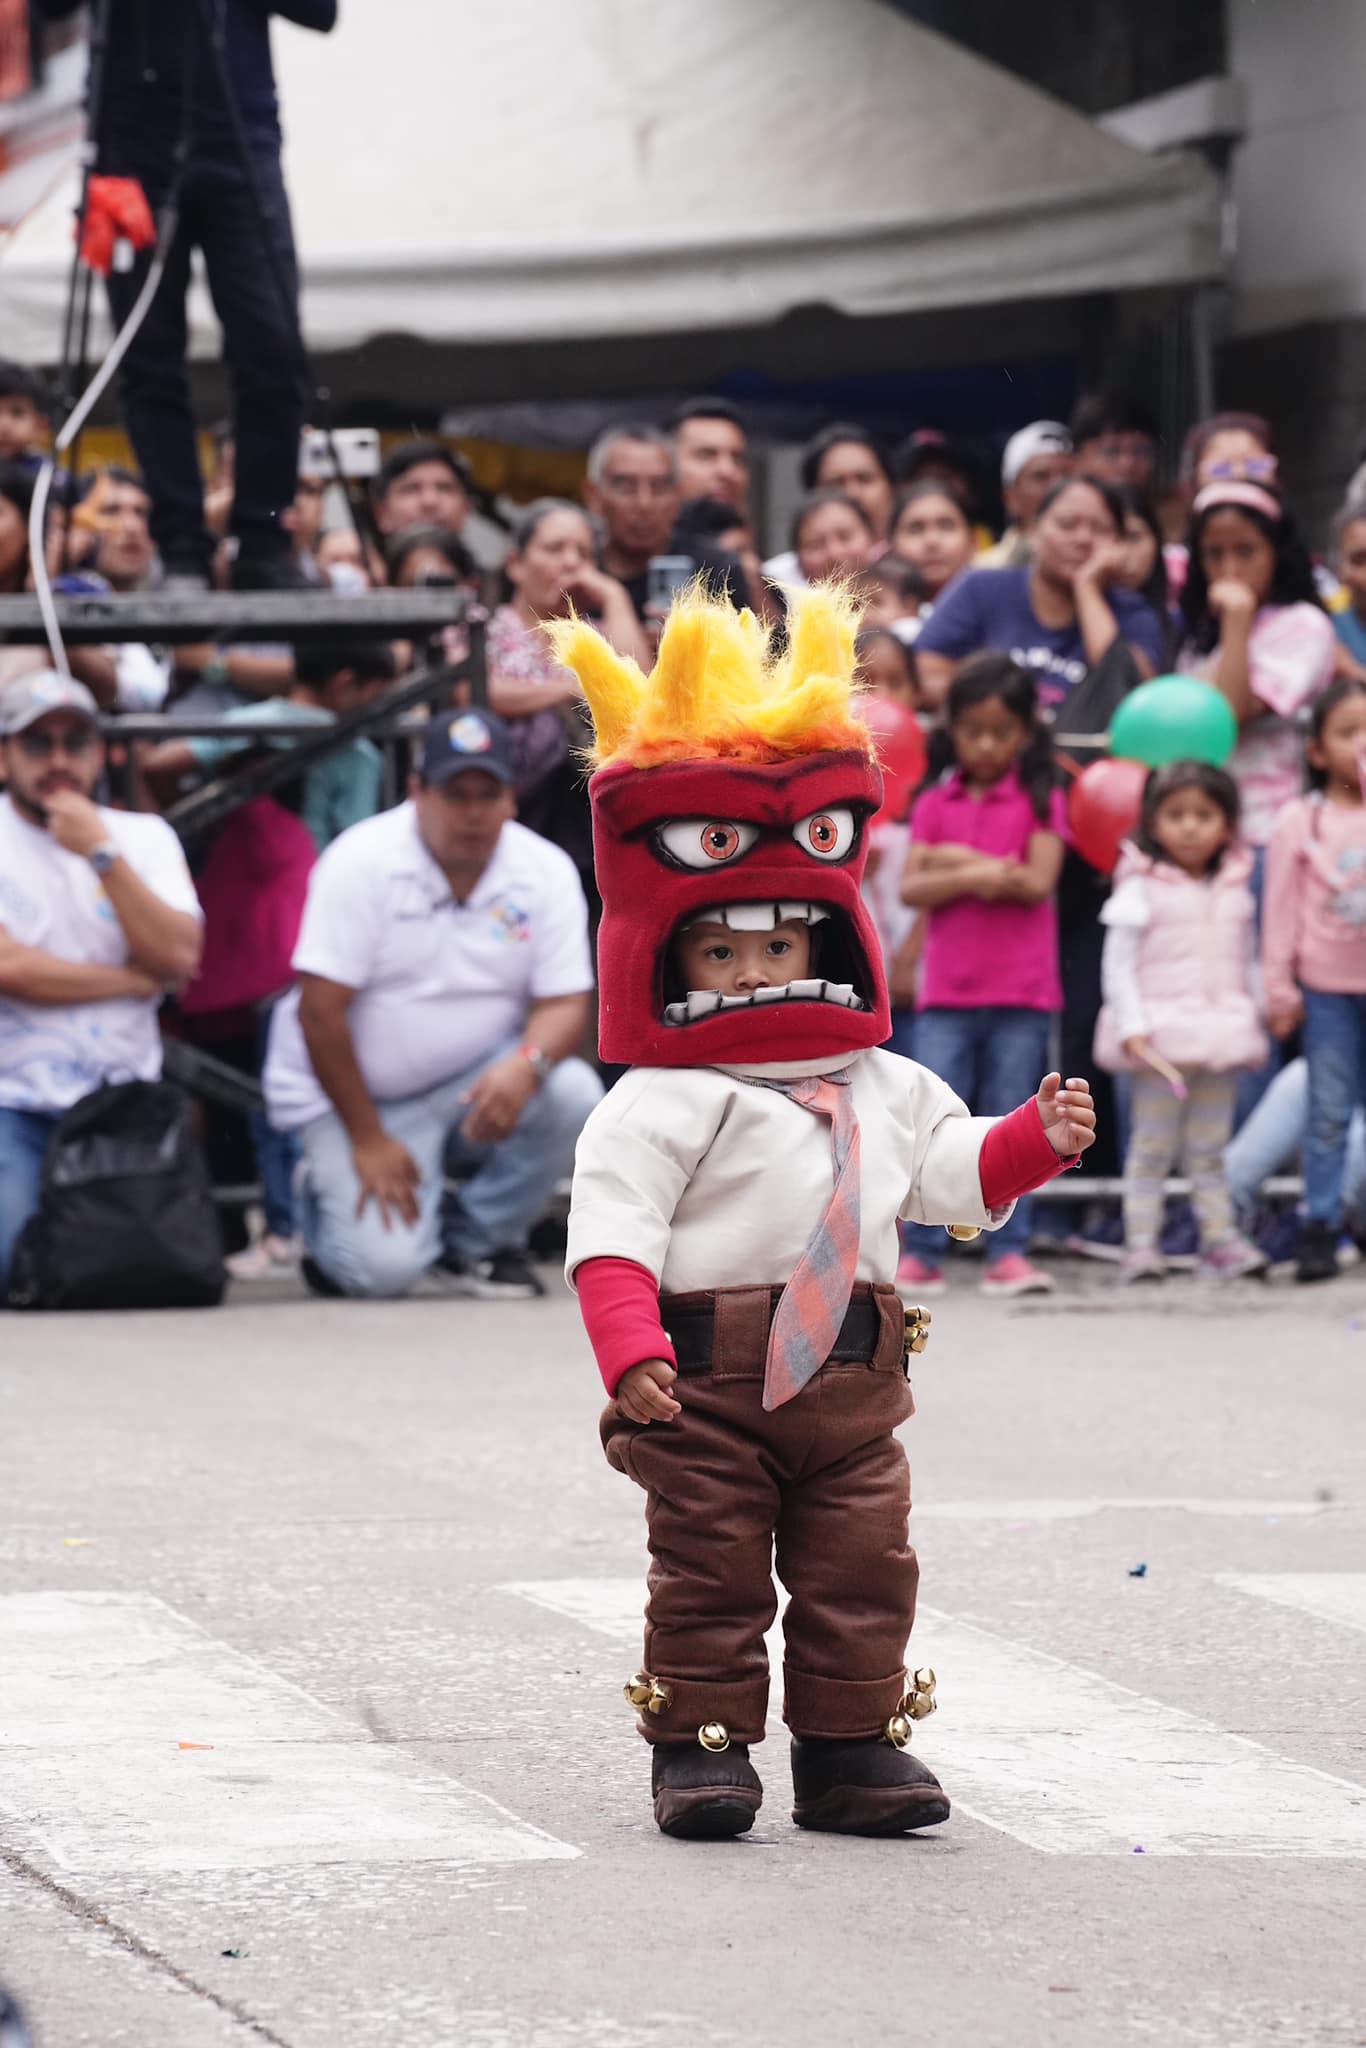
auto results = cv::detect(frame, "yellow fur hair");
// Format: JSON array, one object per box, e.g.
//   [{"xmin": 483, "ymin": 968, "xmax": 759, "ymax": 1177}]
[{"xmin": 544, "ymin": 582, "xmax": 872, "ymax": 770}]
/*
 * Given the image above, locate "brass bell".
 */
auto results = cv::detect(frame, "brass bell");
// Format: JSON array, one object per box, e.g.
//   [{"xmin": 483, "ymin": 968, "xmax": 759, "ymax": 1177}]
[
  {"xmin": 623, "ymin": 1670, "xmax": 673, "ymax": 1715},
  {"xmin": 945, "ymin": 1223, "xmax": 982, "ymax": 1242},
  {"xmin": 885, "ymin": 1712, "xmax": 912, "ymax": 1748},
  {"xmin": 697, "ymin": 1721, "xmax": 731, "ymax": 1753},
  {"xmin": 908, "ymin": 1668, "xmax": 938, "ymax": 1720},
  {"xmin": 904, "ymin": 1305, "xmax": 932, "ymax": 1356}
]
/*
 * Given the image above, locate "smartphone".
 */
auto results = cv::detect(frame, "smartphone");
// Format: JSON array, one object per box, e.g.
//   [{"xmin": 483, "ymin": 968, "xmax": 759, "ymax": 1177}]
[
  {"xmin": 646, "ymin": 554, "xmax": 695, "ymax": 614},
  {"xmin": 299, "ymin": 427, "xmax": 381, "ymax": 482}
]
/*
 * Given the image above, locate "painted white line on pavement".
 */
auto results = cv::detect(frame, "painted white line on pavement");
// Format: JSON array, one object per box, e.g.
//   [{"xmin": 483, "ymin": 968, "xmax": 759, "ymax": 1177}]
[
  {"xmin": 1220, "ymin": 1572, "xmax": 1366, "ymax": 1635},
  {"xmin": 915, "ymin": 1498, "xmax": 1329, "ymax": 1521},
  {"xmin": 0, "ymin": 1592, "xmax": 578, "ymax": 1876},
  {"xmin": 501, "ymin": 1577, "xmax": 1366, "ymax": 1857}
]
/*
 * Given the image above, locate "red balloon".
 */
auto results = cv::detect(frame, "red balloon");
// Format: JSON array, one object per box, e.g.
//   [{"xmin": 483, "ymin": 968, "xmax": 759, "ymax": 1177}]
[
  {"xmin": 860, "ymin": 697, "xmax": 927, "ymax": 824},
  {"xmin": 1067, "ymin": 757, "xmax": 1149, "ymax": 875}
]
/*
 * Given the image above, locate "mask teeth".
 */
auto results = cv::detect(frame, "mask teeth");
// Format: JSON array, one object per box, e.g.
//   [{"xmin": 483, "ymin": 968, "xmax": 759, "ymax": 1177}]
[
  {"xmin": 688, "ymin": 901, "xmax": 830, "ymax": 931},
  {"xmin": 661, "ymin": 980, "xmax": 866, "ymax": 1026}
]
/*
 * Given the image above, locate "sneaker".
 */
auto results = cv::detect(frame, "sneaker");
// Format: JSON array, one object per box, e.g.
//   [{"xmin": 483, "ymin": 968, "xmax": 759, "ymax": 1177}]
[
  {"xmin": 980, "ymin": 1253, "xmax": 1055, "ymax": 1298},
  {"xmin": 1296, "ymin": 1219, "xmax": 1340, "ymax": 1285},
  {"xmin": 1118, "ymin": 1248, "xmax": 1166, "ymax": 1284},
  {"xmin": 1066, "ymin": 1210, "xmax": 1126, "ymax": 1262},
  {"xmin": 1254, "ymin": 1205, "xmax": 1302, "ymax": 1274},
  {"xmin": 895, "ymin": 1252, "xmax": 946, "ymax": 1298},
  {"xmin": 1160, "ymin": 1200, "xmax": 1200, "ymax": 1271},
  {"xmin": 224, "ymin": 1233, "xmax": 297, "ymax": 1281},
  {"xmin": 1198, "ymin": 1234, "xmax": 1269, "ymax": 1281},
  {"xmin": 439, "ymin": 1247, "xmax": 546, "ymax": 1300}
]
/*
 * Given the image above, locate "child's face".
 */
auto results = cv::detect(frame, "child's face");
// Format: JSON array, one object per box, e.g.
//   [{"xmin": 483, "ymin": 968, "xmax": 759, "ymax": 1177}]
[
  {"xmin": 675, "ymin": 918, "xmax": 813, "ymax": 998},
  {"xmin": 1150, "ymin": 786, "xmax": 1230, "ymax": 875},
  {"xmin": 951, "ymin": 696, "xmax": 1029, "ymax": 788},
  {"xmin": 1308, "ymin": 690, "xmax": 1366, "ymax": 796},
  {"xmin": 0, "ymin": 394, "xmax": 43, "ymax": 460},
  {"xmin": 1338, "ymin": 519, "xmax": 1366, "ymax": 615},
  {"xmin": 857, "ymin": 637, "xmax": 917, "ymax": 707},
  {"xmin": 1198, "ymin": 508, "xmax": 1276, "ymax": 605},
  {"xmin": 890, "ymin": 491, "xmax": 972, "ymax": 597}
]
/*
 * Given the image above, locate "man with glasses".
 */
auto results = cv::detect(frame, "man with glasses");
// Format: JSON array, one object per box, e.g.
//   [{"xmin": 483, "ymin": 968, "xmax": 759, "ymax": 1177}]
[
  {"xmin": 583, "ymin": 424, "xmax": 741, "ymax": 626},
  {"xmin": 0, "ymin": 674, "xmax": 202, "ymax": 1297}
]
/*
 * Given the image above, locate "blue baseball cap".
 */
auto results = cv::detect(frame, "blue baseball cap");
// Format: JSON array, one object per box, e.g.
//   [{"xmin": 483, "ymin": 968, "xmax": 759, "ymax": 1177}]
[{"xmin": 420, "ymin": 707, "xmax": 517, "ymax": 789}]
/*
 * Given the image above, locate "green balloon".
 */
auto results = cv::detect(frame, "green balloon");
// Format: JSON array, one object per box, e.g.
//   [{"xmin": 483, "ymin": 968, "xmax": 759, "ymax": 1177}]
[{"xmin": 1109, "ymin": 674, "xmax": 1238, "ymax": 769}]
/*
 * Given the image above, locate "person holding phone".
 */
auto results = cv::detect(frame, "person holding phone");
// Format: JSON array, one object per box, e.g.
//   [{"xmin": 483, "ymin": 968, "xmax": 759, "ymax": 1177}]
[{"xmin": 584, "ymin": 424, "xmax": 745, "ymax": 632}]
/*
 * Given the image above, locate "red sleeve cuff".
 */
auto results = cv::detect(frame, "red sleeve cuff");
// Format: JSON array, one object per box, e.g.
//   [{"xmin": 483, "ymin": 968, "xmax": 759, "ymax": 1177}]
[
  {"xmin": 978, "ymin": 1100, "xmax": 1076, "ymax": 1209},
  {"xmin": 575, "ymin": 1255, "xmax": 676, "ymax": 1398}
]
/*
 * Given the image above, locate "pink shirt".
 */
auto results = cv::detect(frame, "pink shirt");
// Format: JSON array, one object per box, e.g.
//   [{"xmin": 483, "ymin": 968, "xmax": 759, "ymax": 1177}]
[
  {"xmin": 1263, "ymin": 793, "xmax": 1366, "ymax": 1010},
  {"xmin": 1181, "ymin": 604, "xmax": 1336, "ymax": 848},
  {"xmin": 910, "ymin": 768, "xmax": 1066, "ymax": 1012}
]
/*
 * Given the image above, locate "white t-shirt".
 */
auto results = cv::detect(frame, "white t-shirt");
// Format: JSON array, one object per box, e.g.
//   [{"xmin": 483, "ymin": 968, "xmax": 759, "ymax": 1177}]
[
  {"xmin": 0, "ymin": 793, "xmax": 202, "ymax": 1113},
  {"xmin": 264, "ymin": 802, "xmax": 593, "ymax": 1131},
  {"xmin": 565, "ymin": 1047, "xmax": 1008, "ymax": 1296}
]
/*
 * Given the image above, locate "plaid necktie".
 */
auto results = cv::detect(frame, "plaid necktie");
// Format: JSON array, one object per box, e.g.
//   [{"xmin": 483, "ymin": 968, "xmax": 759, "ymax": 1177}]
[{"xmin": 756, "ymin": 1070, "xmax": 861, "ymax": 1412}]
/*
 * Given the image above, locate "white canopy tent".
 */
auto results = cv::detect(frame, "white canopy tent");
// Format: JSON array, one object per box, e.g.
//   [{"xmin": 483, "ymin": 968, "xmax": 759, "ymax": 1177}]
[{"xmin": 1, "ymin": 0, "xmax": 1220, "ymax": 367}]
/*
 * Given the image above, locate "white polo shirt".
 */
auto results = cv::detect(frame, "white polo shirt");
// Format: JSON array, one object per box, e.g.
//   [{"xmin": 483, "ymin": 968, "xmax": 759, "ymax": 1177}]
[
  {"xmin": 0, "ymin": 793, "xmax": 202, "ymax": 1113},
  {"xmin": 263, "ymin": 802, "xmax": 593, "ymax": 1130}
]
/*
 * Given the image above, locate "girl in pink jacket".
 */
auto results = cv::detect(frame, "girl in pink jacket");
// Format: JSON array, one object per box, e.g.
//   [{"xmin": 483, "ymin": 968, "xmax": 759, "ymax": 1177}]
[
  {"xmin": 1263, "ymin": 679, "xmax": 1366, "ymax": 1283},
  {"xmin": 1096, "ymin": 762, "xmax": 1268, "ymax": 1283}
]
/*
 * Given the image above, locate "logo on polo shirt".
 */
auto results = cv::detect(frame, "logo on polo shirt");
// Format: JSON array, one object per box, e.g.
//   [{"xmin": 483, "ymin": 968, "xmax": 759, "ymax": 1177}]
[
  {"xmin": 489, "ymin": 897, "xmax": 531, "ymax": 944},
  {"xmin": 449, "ymin": 714, "xmax": 493, "ymax": 755}
]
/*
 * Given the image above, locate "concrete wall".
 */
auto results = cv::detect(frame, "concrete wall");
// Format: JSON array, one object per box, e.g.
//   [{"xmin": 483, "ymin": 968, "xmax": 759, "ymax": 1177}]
[{"xmin": 1219, "ymin": 0, "xmax": 1366, "ymax": 541}]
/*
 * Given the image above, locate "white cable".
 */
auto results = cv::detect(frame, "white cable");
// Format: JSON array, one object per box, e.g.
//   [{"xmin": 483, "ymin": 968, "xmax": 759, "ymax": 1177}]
[{"xmin": 27, "ymin": 234, "xmax": 172, "ymax": 678}]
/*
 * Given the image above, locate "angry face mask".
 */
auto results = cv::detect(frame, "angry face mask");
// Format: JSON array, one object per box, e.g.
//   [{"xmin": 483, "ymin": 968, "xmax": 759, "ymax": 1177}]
[{"xmin": 548, "ymin": 587, "xmax": 892, "ymax": 1068}]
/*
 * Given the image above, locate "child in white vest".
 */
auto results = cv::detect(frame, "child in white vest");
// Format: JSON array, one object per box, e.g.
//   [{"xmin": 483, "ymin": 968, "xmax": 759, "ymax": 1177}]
[{"xmin": 1095, "ymin": 760, "xmax": 1268, "ymax": 1282}]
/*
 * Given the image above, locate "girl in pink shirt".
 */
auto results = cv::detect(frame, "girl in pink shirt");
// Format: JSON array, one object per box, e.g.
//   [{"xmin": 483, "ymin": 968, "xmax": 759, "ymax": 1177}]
[
  {"xmin": 899, "ymin": 654, "xmax": 1066, "ymax": 1298},
  {"xmin": 1263, "ymin": 679, "xmax": 1366, "ymax": 1282}
]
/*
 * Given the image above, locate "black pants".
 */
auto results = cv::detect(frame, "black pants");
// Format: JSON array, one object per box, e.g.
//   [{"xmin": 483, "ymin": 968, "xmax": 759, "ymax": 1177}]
[
  {"xmin": 103, "ymin": 139, "xmax": 309, "ymax": 571},
  {"xmin": 1058, "ymin": 850, "xmax": 1121, "ymax": 1182}
]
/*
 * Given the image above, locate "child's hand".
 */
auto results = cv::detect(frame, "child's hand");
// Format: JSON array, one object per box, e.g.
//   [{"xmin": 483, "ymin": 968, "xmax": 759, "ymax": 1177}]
[
  {"xmin": 616, "ymin": 1359, "xmax": 682, "ymax": 1424},
  {"xmin": 1208, "ymin": 577, "xmax": 1258, "ymax": 625},
  {"xmin": 1269, "ymin": 995, "xmax": 1305, "ymax": 1039},
  {"xmin": 1037, "ymin": 1072, "xmax": 1097, "ymax": 1158}
]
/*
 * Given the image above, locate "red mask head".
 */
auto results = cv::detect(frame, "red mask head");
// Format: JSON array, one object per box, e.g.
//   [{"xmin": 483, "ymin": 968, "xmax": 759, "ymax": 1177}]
[{"xmin": 550, "ymin": 587, "xmax": 891, "ymax": 1068}]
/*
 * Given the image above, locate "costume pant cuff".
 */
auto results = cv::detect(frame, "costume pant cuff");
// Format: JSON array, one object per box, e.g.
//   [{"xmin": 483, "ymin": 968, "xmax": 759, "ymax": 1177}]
[
  {"xmin": 782, "ymin": 1663, "xmax": 907, "ymax": 1739},
  {"xmin": 635, "ymin": 1673, "xmax": 770, "ymax": 1746}
]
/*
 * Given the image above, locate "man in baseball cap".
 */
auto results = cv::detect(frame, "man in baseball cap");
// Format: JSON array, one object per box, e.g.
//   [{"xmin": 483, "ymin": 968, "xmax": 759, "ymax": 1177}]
[
  {"xmin": 980, "ymin": 422, "xmax": 1074, "ymax": 569},
  {"xmin": 0, "ymin": 670, "xmax": 100, "ymax": 738}
]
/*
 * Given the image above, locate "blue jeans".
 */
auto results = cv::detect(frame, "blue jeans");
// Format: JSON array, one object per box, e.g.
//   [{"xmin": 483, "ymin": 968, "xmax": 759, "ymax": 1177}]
[
  {"xmin": 1302, "ymin": 991, "xmax": 1366, "ymax": 1225},
  {"xmin": 904, "ymin": 1007, "xmax": 1053, "ymax": 1267},
  {"xmin": 0, "ymin": 1107, "xmax": 59, "ymax": 1300},
  {"xmin": 1225, "ymin": 1055, "xmax": 1366, "ymax": 1227},
  {"xmin": 296, "ymin": 1047, "xmax": 604, "ymax": 1298}
]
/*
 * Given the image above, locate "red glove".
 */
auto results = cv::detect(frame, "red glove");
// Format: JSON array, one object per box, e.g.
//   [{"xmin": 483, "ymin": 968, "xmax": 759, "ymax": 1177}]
[{"xmin": 79, "ymin": 177, "xmax": 157, "ymax": 276}]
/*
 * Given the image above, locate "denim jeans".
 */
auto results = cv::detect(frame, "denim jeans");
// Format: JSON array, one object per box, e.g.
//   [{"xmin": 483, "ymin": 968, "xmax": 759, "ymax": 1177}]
[
  {"xmin": 0, "ymin": 1107, "xmax": 59, "ymax": 1300},
  {"xmin": 1225, "ymin": 1055, "xmax": 1366, "ymax": 1226},
  {"xmin": 296, "ymin": 1046, "xmax": 604, "ymax": 1298},
  {"xmin": 1301, "ymin": 991, "xmax": 1366, "ymax": 1225},
  {"xmin": 904, "ymin": 1006, "xmax": 1053, "ymax": 1268},
  {"xmin": 104, "ymin": 146, "xmax": 309, "ymax": 570}
]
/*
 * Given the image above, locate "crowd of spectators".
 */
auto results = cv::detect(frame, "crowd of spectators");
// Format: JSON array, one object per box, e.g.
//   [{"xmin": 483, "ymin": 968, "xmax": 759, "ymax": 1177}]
[{"xmin": 4, "ymin": 351, "xmax": 1366, "ymax": 1308}]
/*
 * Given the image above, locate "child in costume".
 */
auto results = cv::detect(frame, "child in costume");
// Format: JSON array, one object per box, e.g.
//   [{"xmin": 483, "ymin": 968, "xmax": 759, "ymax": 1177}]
[{"xmin": 554, "ymin": 586, "xmax": 1096, "ymax": 1841}]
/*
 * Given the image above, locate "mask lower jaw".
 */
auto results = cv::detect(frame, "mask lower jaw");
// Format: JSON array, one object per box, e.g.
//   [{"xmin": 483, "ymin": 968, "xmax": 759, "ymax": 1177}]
[{"xmin": 662, "ymin": 978, "xmax": 865, "ymax": 1027}]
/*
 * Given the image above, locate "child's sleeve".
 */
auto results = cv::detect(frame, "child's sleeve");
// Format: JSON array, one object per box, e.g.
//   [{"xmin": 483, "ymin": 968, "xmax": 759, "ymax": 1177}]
[
  {"xmin": 1262, "ymin": 806, "xmax": 1304, "ymax": 1016},
  {"xmin": 1098, "ymin": 876, "xmax": 1149, "ymax": 1044},
  {"xmin": 576, "ymin": 1256, "xmax": 676, "ymax": 1397},
  {"xmin": 565, "ymin": 1071, "xmax": 718, "ymax": 1288},
  {"xmin": 898, "ymin": 1066, "xmax": 1071, "ymax": 1229}
]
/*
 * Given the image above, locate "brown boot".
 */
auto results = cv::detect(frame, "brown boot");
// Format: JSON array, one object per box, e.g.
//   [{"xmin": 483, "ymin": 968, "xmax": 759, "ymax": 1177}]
[
  {"xmin": 790, "ymin": 1736, "xmax": 950, "ymax": 1835},
  {"xmin": 651, "ymin": 1742, "xmax": 763, "ymax": 1839}
]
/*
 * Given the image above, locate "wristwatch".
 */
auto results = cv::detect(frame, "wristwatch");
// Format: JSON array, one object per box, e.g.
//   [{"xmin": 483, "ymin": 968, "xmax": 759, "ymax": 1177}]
[
  {"xmin": 518, "ymin": 1044, "xmax": 553, "ymax": 1086},
  {"xmin": 88, "ymin": 841, "xmax": 119, "ymax": 878}
]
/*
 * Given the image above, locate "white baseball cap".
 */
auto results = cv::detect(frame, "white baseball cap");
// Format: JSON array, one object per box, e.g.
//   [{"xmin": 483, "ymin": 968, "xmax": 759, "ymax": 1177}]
[
  {"xmin": 0, "ymin": 671, "xmax": 100, "ymax": 737},
  {"xmin": 1001, "ymin": 421, "xmax": 1072, "ymax": 487}
]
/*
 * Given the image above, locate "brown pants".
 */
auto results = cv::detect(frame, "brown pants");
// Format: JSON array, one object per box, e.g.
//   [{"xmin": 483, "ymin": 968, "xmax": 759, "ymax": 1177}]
[{"xmin": 601, "ymin": 1282, "xmax": 918, "ymax": 1745}]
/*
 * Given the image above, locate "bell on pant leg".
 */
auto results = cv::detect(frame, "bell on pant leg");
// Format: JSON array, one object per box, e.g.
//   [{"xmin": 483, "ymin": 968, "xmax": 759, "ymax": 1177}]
[{"xmin": 790, "ymin": 1671, "xmax": 950, "ymax": 1835}]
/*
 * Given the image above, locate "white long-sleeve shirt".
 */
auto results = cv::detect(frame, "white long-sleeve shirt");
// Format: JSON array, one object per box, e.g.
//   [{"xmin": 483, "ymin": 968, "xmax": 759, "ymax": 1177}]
[{"xmin": 565, "ymin": 1047, "xmax": 1007, "ymax": 1296}]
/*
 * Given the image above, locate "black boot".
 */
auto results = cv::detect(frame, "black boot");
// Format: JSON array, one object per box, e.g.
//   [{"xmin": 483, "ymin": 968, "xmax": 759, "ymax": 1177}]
[
  {"xmin": 790, "ymin": 1736, "xmax": 951, "ymax": 1835},
  {"xmin": 651, "ymin": 1741, "xmax": 763, "ymax": 1840},
  {"xmin": 1296, "ymin": 1218, "xmax": 1339, "ymax": 1284}
]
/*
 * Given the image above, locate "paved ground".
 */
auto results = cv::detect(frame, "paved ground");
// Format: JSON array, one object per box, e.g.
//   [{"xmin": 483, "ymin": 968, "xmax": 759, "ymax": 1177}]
[{"xmin": 2, "ymin": 1256, "xmax": 1365, "ymax": 2048}]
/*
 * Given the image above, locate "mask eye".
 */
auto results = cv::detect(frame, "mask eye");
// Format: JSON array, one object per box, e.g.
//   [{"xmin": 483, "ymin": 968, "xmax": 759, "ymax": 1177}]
[
  {"xmin": 655, "ymin": 819, "xmax": 760, "ymax": 869},
  {"xmin": 793, "ymin": 807, "xmax": 857, "ymax": 861}
]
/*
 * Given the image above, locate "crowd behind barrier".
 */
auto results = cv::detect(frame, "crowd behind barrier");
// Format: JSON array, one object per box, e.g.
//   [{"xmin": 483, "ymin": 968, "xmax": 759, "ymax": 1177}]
[{"xmin": 3, "ymin": 366, "xmax": 1366, "ymax": 1304}]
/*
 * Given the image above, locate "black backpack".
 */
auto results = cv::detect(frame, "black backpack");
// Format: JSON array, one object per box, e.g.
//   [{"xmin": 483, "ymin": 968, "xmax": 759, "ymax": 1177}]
[{"xmin": 7, "ymin": 1080, "xmax": 226, "ymax": 1311}]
